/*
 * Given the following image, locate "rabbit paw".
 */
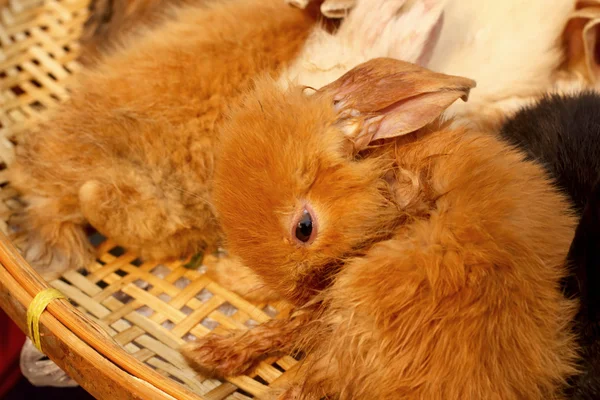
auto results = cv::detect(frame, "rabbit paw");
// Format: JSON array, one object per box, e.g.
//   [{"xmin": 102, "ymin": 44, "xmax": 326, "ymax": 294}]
[
  {"xmin": 320, "ymin": 0, "xmax": 356, "ymax": 18},
  {"xmin": 10, "ymin": 215, "xmax": 94, "ymax": 281},
  {"xmin": 182, "ymin": 317, "xmax": 307, "ymax": 378},
  {"xmin": 203, "ymin": 254, "xmax": 281, "ymax": 303},
  {"xmin": 285, "ymin": 0, "xmax": 356, "ymax": 18},
  {"xmin": 181, "ymin": 333, "xmax": 263, "ymax": 378}
]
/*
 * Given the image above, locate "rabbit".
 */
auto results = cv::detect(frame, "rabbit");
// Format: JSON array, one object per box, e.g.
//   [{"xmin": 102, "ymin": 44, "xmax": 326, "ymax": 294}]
[
  {"xmin": 277, "ymin": 0, "xmax": 447, "ymax": 91},
  {"xmin": 203, "ymin": 0, "xmax": 578, "ymax": 302},
  {"xmin": 499, "ymin": 92, "xmax": 600, "ymax": 214},
  {"xmin": 181, "ymin": 58, "xmax": 580, "ymax": 399},
  {"xmin": 498, "ymin": 92, "xmax": 600, "ymax": 399},
  {"xmin": 202, "ymin": 0, "xmax": 449, "ymax": 302},
  {"xmin": 283, "ymin": 0, "xmax": 575, "ymax": 128},
  {"xmin": 9, "ymin": 0, "xmax": 320, "ymax": 280}
]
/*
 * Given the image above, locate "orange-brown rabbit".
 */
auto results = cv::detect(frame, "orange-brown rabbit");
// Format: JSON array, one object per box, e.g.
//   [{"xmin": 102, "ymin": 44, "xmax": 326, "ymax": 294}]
[
  {"xmin": 9, "ymin": 0, "xmax": 317, "ymax": 280},
  {"xmin": 182, "ymin": 59, "xmax": 579, "ymax": 399},
  {"xmin": 80, "ymin": 0, "xmax": 189, "ymax": 64}
]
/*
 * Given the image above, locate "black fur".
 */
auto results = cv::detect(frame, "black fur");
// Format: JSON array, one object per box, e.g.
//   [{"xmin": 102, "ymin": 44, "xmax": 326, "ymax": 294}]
[
  {"xmin": 499, "ymin": 92, "xmax": 600, "ymax": 399},
  {"xmin": 566, "ymin": 179, "xmax": 600, "ymax": 399},
  {"xmin": 500, "ymin": 92, "xmax": 600, "ymax": 213}
]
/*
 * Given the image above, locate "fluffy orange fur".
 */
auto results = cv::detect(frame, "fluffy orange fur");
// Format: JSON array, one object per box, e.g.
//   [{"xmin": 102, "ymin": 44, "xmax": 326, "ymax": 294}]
[
  {"xmin": 9, "ymin": 0, "xmax": 316, "ymax": 279},
  {"xmin": 183, "ymin": 60, "xmax": 580, "ymax": 398},
  {"xmin": 80, "ymin": 0, "xmax": 186, "ymax": 64},
  {"xmin": 202, "ymin": 253, "xmax": 281, "ymax": 302}
]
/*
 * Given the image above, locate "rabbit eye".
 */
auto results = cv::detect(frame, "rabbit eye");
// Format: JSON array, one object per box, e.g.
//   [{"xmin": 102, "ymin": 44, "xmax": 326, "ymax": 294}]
[
  {"xmin": 295, "ymin": 210, "xmax": 313, "ymax": 242},
  {"xmin": 294, "ymin": 207, "xmax": 316, "ymax": 244}
]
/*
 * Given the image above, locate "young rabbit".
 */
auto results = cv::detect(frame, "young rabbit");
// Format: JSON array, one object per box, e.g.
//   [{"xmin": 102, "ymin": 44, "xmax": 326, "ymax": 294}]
[
  {"xmin": 499, "ymin": 92, "xmax": 600, "ymax": 214},
  {"xmin": 499, "ymin": 92, "xmax": 600, "ymax": 399},
  {"xmin": 9, "ymin": 0, "xmax": 318, "ymax": 280},
  {"xmin": 182, "ymin": 58, "xmax": 579, "ymax": 399},
  {"xmin": 204, "ymin": 0, "xmax": 449, "ymax": 302},
  {"xmin": 285, "ymin": 0, "xmax": 575, "ymax": 126},
  {"xmin": 277, "ymin": 0, "xmax": 446, "ymax": 90},
  {"xmin": 203, "ymin": 0, "xmax": 580, "ymax": 302}
]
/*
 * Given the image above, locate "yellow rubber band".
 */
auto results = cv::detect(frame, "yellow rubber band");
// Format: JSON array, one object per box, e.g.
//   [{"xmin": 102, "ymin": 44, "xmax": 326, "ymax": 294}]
[{"xmin": 26, "ymin": 288, "xmax": 66, "ymax": 352}]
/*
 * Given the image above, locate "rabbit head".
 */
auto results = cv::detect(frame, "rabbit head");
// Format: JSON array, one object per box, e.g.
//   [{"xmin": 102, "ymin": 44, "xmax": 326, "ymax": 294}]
[{"xmin": 213, "ymin": 58, "xmax": 475, "ymax": 305}]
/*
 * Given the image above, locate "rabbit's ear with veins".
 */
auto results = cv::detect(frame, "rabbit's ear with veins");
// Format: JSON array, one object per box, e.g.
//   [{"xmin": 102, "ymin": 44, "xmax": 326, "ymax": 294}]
[{"xmin": 318, "ymin": 58, "xmax": 476, "ymax": 151}]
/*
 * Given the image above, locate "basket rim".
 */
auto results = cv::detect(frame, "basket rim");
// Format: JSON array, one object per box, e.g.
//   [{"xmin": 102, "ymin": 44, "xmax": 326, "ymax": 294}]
[
  {"xmin": 0, "ymin": 248, "xmax": 178, "ymax": 399},
  {"xmin": 0, "ymin": 230, "xmax": 207, "ymax": 400}
]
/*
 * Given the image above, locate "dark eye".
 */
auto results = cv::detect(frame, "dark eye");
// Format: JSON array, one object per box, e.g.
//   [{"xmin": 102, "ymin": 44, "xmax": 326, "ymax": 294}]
[{"xmin": 295, "ymin": 209, "xmax": 314, "ymax": 243}]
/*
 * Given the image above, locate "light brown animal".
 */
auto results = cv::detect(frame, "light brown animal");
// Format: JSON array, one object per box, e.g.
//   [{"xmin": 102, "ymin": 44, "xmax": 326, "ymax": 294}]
[
  {"xmin": 9, "ymin": 0, "xmax": 317, "ymax": 280},
  {"xmin": 182, "ymin": 58, "xmax": 579, "ymax": 399}
]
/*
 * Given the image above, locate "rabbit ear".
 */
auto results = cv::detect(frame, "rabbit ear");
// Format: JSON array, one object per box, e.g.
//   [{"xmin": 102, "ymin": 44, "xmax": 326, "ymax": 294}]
[
  {"xmin": 565, "ymin": 3, "xmax": 600, "ymax": 83},
  {"xmin": 318, "ymin": 58, "xmax": 476, "ymax": 151}
]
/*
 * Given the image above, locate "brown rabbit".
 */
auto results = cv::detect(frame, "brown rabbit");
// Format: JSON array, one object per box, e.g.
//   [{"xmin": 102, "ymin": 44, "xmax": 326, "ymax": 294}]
[
  {"xmin": 80, "ymin": 0, "xmax": 189, "ymax": 64},
  {"xmin": 182, "ymin": 58, "xmax": 579, "ymax": 399},
  {"xmin": 9, "ymin": 0, "xmax": 318, "ymax": 280}
]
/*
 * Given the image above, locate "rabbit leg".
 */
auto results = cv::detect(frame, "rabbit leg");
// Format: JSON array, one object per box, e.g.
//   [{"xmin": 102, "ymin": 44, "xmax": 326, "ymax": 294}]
[
  {"xmin": 203, "ymin": 254, "xmax": 282, "ymax": 303},
  {"xmin": 10, "ymin": 195, "xmax": 94, "ymax": 281},
  {"xmin": 181, "ymin": 314, "xmax": 311, "ymax": 378},
  {"xmin": 78, "ymin": 175, "xmax": 218, "ymax": 263}
]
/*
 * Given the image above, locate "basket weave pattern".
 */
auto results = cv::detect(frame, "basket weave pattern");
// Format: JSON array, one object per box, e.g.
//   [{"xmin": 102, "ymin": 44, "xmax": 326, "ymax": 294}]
[
  {"xmin": 55, "ymin": 236, "xmax": 298, "ymax": 399},
  {"xmin": 0, "ymin": 1, "xmax": 298, "ymax": 398}
]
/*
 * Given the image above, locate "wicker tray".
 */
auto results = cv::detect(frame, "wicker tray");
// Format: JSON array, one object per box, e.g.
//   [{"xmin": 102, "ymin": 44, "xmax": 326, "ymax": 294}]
[{"xmin": 0, "ymin": 1, "xmax": 300, "ymax": 398}]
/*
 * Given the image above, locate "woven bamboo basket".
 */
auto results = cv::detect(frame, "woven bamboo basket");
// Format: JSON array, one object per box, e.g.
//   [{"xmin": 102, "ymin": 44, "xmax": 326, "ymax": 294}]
[{"xmin": 0, "ymin": 1, "xmax": 302, "ymax": 398}]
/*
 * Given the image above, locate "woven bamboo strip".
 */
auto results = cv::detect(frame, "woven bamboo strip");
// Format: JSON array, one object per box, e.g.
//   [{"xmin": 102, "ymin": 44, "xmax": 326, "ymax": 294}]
[{"xmin": 0, "ymin": 259, "xmax": 176, "ymax": 400}]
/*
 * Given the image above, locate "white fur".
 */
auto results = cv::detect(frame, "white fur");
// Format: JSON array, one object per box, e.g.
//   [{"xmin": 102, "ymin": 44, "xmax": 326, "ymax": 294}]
[
  {"xmin": 429, "ymin": 0, "xmax": 575, "ymax": 117},
  {"xmin": 279, "ymin": 0, "xmax": 575, "ymax": 119},
  {"xmin": 278, "ymin": 0, "xmax": 447, "ymax": 90}
]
